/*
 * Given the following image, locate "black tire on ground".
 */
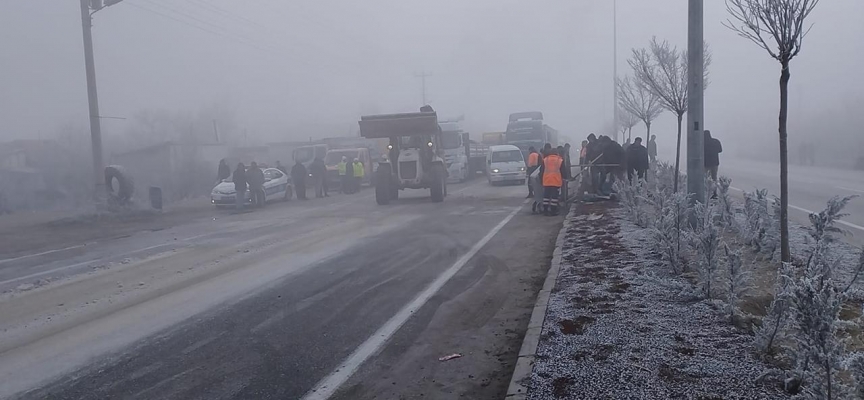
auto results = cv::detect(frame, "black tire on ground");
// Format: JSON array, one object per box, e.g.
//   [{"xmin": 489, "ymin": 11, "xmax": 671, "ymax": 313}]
[
  {"xmin": 376, "ymin": 164, "xmax": 392, "ymax": 205},
  {"xmin": 430, "ymin": 164, "xmax": 445, "ymax": 202},
  {"xmin": 104, "ymin": 165, "xmax": 134, "ymax": 204}
]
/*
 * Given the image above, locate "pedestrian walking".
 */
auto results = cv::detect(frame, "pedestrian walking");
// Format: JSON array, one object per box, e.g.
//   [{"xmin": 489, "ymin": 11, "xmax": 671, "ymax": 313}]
[
  {"xmin": 647, "ymin": 135, "xmax": 658, "ymax": 163},
  {"xmin": 232, "ymin": 162, "xmax": 247, "ymax": 211},
  {"xmin": 539, "ymin": 148, "xmax": 566, "ymax": 216},
  {"xmin": 352, "ymin": 158, "xmax": 364, "ymax": 193},
  {"xmin": 217, "ymin": 159, "xmax": 231, "ymax": 183},
  {"xmin": 626, "ymin": 137, "xmax": 650, "ymax": 182},
  {"xmin": 337, "ymin": 156, "xmax": 348, "ymax": 193},
  {"xmin": 291, "ymin": 160, "xmax": 308, "ymax": 200},
  {"xmin": 704, "ymin": 130, "xmax": 723, "ymax": 181},
  {"xmin": 310, "ymin": 156, "xmax": 327, "ymax": 198},
  {"xmin": 247, "ymin": 162, "xmax": 266, "ymax": 207},
  {"xmin": 526, "ymin": 146, "xmax": 541, "ymax": 198}
]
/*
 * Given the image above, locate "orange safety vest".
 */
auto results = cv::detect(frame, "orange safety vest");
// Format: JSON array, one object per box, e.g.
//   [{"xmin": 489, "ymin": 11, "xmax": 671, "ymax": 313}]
[
  {"xmin": 542, "ymin": 154, "xmax": 564, "ymax": 187},
  {"xmin": 527, "ymin": 152, "xmax": 540, "ymax": 168}
]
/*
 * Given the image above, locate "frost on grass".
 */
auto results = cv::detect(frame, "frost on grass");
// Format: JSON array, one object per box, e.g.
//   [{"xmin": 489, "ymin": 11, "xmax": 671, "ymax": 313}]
[
  {"xmin": 614, "ymin": 179, "xmax": 648, "ymax": 228},
  {"xmin": 528, "ymin": 204, "xmax": 786, "ymax": 399}
]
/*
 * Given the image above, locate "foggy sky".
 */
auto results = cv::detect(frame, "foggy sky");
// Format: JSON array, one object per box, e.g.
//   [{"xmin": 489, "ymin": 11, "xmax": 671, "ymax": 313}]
[{"xmin": 2, "ymin": 1, "xmax": 863, "ymax": 158}]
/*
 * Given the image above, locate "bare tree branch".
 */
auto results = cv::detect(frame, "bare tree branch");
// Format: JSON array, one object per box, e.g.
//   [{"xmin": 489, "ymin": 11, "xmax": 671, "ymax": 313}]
[
  {"xmin": 617, "ymin": 75, "xmax": 663, "ymax": 133},
  {"xmin": 723, "ymin": 0, "xmax": 820, "ymax": 63}
]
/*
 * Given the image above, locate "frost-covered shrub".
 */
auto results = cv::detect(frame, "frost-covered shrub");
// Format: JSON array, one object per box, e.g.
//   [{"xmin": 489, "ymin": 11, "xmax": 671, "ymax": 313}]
[
  {"xmin": 741, "ymin": 188, "xmax": 779, "ymax": 258},
  {"xmin": 723, "ymin": 243, "xmax": 752, "ymax": 323},
  {"xmin": 754, "ymin": 262, "xmax": 795, "ymax": 355},
  {"xmin": 688, "ymin": 201, "xmax": 723, "ymax": 298},
  {"xmin": 844, "ymin": 352, "xmax": 864, "ymax": 399},
  {"xmin": 715, "ymin": 176, "xmax": 736, "ymax": 230},
  {"xmin": 646, "ymin": 187, "xmax": 691, "ymax": 274},
  {"xmin": 756, "ymin": 196, "xmax": 864, "ymax": 398},
  {"xmin": 614, "ymin": 179, "xmax": 648, "ymax": 228}
]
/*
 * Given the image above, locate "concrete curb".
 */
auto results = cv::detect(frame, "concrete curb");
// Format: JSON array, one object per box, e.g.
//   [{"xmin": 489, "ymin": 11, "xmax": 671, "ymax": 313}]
[{"xmin": 504, "ymin": 206, "xmax": 574, "ymax": 399}]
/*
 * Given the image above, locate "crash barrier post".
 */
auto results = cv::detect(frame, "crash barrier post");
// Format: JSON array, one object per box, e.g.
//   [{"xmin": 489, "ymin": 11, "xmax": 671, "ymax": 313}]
[{"xmin": 149, "ymin": 186, "xmax": 162, "ymax": 210}]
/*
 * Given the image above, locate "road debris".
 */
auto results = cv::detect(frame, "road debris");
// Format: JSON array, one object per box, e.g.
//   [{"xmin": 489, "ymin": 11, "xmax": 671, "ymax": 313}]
[{"xmin": 438, "ymin": 353, "xmax": 462, "ymax": 362}]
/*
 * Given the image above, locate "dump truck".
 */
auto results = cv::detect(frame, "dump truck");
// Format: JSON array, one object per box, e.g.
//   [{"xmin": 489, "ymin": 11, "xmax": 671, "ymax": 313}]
[{"xmin": 358, "ymin": 110, "xmax": 448, "ymax": 205}]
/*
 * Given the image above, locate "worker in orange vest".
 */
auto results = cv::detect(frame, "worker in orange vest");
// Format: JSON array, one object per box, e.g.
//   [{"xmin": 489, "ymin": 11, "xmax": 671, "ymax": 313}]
[
  {"xmin": 526, "ymin": 146, "xmax": 541, "ymax": 198},
  {"xmin": 539, "ymin": 148, "xmax": 567, "ymax": 216}
]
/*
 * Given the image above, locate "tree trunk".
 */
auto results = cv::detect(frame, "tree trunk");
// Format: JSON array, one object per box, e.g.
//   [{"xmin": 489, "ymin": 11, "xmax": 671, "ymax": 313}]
[
  {"xmin": 779, "ymin": 61, "xmax": 791, "ymax": 263},
  {"xmin": 673, "ymin": 113, "xmax": 683, "ymax": 193},
  {"xmin": 645, "ymin": 121, "xmax": 651, "ymax": 143},
  {"xmin": 628, "ymin": 127, "xmax": 632, "ymax": 141}
]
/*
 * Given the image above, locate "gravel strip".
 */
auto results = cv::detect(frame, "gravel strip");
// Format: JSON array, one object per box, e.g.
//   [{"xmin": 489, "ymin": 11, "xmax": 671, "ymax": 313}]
[{"xmin": 527, "ymin": 202, "xmax": 789, "ymax": 400}]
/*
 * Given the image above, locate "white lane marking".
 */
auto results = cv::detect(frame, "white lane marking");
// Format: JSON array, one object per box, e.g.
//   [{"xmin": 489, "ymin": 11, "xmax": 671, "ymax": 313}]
[
  {"xmin": 838, "ymin": 186, "xmax": 864, "ymax": 194},
  {"xmin": 730, "ymin": 186, "xmax": 864, "ymax": 233},
  {"xmin": 301, "ymin": 198, "xmax": 530, "ymax": 400},
  {"xmin": 0, "ymin": 244, "xmax": 89, "ymax": 265}
]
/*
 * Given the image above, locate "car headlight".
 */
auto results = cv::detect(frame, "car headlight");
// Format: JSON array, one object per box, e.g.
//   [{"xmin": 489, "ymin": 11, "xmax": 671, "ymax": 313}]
[
  {"xmin": 519, "ymin": 167, "xmax": 526, "ymax": 171},
  {"xmin": 491, "ymin": 168, "xmax": 500, "ymax": 173}
]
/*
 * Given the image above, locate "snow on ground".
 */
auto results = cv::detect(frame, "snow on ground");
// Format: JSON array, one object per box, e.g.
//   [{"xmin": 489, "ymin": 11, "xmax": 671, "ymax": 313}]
[{"xmin": 528, "ymin": 202, "xmax": 789, "ymax": 400}]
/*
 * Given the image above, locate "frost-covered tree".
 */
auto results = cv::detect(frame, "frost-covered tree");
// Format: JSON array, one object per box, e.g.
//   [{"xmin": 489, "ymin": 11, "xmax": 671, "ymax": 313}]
[
  {"xmin": 617, "ymin": 75, "xmax": 663, "ymax": 143},
  {"xmin": 618, "ymin": 106, "xmax": 639, "ymax": 141},
  {"xmin": 689, "ymin": 201, "xmax": 723, "ymax": 298},
  {"xmin": 844, "ymin": 352, "xmax": 864, "ymax": 399},
  {"xmin": 724, "ymin": 0, "xmax": 821, "ymax": 264},
  {"xmin": 754, "ymin": 261, "xmax": 795, "ymax": 355},
  {"xmin": 723, "ymin": 243, "xmax": 752, "ymax": 323}
]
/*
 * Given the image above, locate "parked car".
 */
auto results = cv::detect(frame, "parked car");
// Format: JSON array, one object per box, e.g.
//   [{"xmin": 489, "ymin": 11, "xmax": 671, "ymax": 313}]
[{"xmin": 210, "ymin": 168, "xmax": 292, "ymax": 207}]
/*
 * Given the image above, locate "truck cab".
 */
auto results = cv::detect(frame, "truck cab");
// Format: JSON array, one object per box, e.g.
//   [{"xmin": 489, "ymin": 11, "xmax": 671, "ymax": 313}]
[{"xmin": 439, "ymin": 122, "xmax": 469, "ymax": 183}]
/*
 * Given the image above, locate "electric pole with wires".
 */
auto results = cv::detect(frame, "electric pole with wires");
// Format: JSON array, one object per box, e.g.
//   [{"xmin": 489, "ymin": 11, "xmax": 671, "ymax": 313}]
[{"xmin": 79, "ymin": 0, "xmax": 122, "ymax": 201}]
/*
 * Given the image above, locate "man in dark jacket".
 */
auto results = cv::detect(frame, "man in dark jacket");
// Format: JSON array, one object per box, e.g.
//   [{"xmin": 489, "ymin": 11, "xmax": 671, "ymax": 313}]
[
  {"xmin": 704, "ymin": 130, "xmax": 723, "ymax": 180},
  {"xmin": 309, "ymin": 156, "xmax": 328, "ymax": 198},
  {"xmin": 232, "ymin": 163, "xmax": 247, "ymax": 211},
  {"xmin": 626, "ymin": 137, "xmax": 650, "ymax": 182},
  {"xmin": 290, "ymin": 160, "xmax": 308, "ymax": 200},
  {"xmin": 647, "ymin": 135, "xmax": 658, "ymax": 163},
  {"xmin": 585, "ymin": 134, "xmax": 602, "ymax": 193},
  {"xmin": 247, "ymin": 162, "xmax": 266, "ymax": 207},
  {"xmin": 218, "ymin": 159, "xmax": 231, "ymax": 183}
]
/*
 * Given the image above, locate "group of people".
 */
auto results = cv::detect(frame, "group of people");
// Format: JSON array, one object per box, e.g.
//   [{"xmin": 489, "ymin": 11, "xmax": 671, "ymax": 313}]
[
  {"xmin": 575, "ymin": 129, "xmax": 722, "ymax": 196},
  {"xmin": 218, "ymin": 159, "xmax": 268, "ymax": 211},
  {"xmin": 337, "ymin": 156, "xmax": 365, "ymax": 194},
  {"xmin": 216, "ymin": 154, "xmax": 366, "ymax": 213},
  {"xmin": 526, "ymin": 143, "xmax": 572, "ymax": 216}
]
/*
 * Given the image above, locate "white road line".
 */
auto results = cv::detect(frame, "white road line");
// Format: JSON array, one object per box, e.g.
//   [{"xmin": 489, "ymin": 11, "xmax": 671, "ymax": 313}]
[
  {"xmin": 0, "ymin": 243, "xmax": 88, "ymax": 265},
  {"xmin": 301, "ymin": 198, "xmax": 530, "ymax": 400},
  {"xmin": 730, "ymin": 186, "xmax": 864, "ymax": 233},
  {"xmin": 838, "ymin": 186, "xmax": 864, "ymax": 194}
]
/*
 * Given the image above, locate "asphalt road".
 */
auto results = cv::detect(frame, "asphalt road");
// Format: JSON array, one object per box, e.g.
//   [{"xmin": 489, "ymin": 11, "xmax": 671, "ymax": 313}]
[
  {"xmin": 721, "ymin": 158, "xmax": 864, "ymax": 246},
  {"xmin": 0, "ymin": 179, "xmax": 563, "ymax": 399}
]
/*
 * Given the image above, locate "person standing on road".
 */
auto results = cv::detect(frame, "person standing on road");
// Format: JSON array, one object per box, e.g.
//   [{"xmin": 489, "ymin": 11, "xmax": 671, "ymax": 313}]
[
  {"xmin": 647, "ymin": 135, "xmax": 658, "ymax": 164},
  {"xmin": 338, "ymin": 156, "xmax": 348, "ymax": 193},
  {"xmin": 542, "ymin": 143, "xmax": 552, "ymax": 157},
  {"xmin": 232, "ymin": 163, "xmax": 247, "ymax": 211},
  {"xmin": 218, "ymin": 159, "xmax": 231, "ymax": 183},
  {"xmin": 526, "ymin": 146, "xmax": 541, "ymax": 198},
  {"xmin": 704, "ymin": 130, "xmax": 723, "ymax": 181},
  {"xmin": 343, "ymin": 156, "xmax": 355, "ymax": 194},
  {"xmin": 291, "ymin": 160, "xmax": 308, "ymax": 200},
  {"xmin": 247, "ymin": 162, "xmax": 266, "ymax": 207},
  {"xmin": 539, "ymin": 148, "xmax": 566, "ymax": 216},
  {"xmin": 310, "ymin": 156, "xmax": 327, "ymax": 198},
  {"xmin": 275, "ymin": 161, "xmax": 287, "ymax": 175},
  {"xmin": 626, "ymin": 137, "xmax": 650, "ymax": 182},
  {"xmin": 585, "ymin": 134, "xmax": 601, "ymax": 193},
  {"xmin": 352, "ymin": 158, "xmax": 364, "ymax": 193}
]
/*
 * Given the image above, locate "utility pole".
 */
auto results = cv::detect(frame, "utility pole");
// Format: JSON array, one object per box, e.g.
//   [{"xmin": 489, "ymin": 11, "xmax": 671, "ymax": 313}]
[
  {"xmin": 80, "ymin": 0, "xmax": 104, "ymax": 198},
  {"xmin": 612, "ymin": 0, "xmax": 619, "ymax": 142},
  {"xmin": 686, "ymin": 0, "xmax": 705, "ymax": 205},
  {"xmin": 414, "ymin": 71, "xmax": 432, "ymax": 106}
]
